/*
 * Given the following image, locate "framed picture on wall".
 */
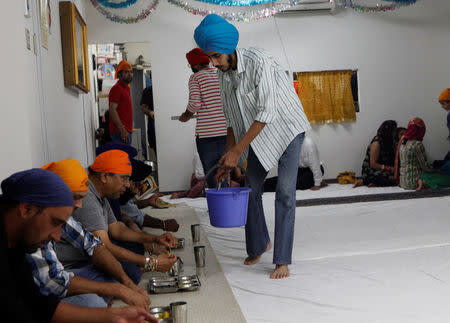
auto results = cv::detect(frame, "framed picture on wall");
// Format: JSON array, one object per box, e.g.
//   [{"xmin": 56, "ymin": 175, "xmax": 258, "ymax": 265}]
[{"xmin": 59, "ymin": 1, "xmax": 90, "ymax": 93}]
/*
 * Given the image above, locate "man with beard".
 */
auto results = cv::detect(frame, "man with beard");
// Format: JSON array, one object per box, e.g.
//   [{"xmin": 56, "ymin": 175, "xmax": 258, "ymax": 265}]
[
  {"xmin": 55, "ymin": 150, "xmax": 177, "ymax": 285},
  {"xmin": 28, "ymin": 159, "xmax": 150, "ymax": 309},
  {"xmin": 109, "ymin": 60, "xmax": 134, "ymax": 144},
  {"xmin": 194, "ymin": 14, "xmax": 311, "ymax": 279},
  {"xmin": 0, "ymin": 168, "xmax": 155, "ymax": 323},
  {"xmin": 96, "ymin": 143, "xmax": 179, "ymax": 232},
  {"xmin": 119, "ymin": 159, "xmax": 179, "ymax": 233}
]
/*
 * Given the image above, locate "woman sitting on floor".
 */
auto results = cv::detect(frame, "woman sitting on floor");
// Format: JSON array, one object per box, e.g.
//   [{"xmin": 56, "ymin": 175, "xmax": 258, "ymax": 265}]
[
  {"xmin": 354, "ymin": 120, "xmax": 397, "ymax": 187},
  {"xmin": 394, "ymin": 117, "xmax": 450, "ymax": 191}
]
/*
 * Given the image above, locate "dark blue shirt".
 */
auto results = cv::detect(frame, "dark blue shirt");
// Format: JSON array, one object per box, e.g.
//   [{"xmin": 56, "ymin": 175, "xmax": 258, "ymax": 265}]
[{"xmin": 447, "ymin": 110, "xmax": 450, "ymax": 140}]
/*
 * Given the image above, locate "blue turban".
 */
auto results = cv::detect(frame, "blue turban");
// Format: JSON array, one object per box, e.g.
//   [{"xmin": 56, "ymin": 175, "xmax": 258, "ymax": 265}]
[
  {"xmin": 96, "ymin": 142, "xmax": 137, "ymax": 159},
  {"xmin": 194, "ymin": 14, "xmax": 239, "ymax": 55},
  {"xmin": 1, "ymin": 169, "xmax": 74, "ymax": 207}
]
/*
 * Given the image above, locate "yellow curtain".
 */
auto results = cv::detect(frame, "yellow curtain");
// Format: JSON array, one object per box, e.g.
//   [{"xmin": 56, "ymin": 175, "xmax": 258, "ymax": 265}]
[{"xmin": 296, "ymin": 70, "xmax": 356, "ymax": 124}]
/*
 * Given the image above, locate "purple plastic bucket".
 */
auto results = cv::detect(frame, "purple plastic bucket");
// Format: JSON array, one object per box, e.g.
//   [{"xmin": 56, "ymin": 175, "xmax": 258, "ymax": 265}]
[{"xmin": 205, "ymin": 187, "xmax": 251, "ymax": 228}]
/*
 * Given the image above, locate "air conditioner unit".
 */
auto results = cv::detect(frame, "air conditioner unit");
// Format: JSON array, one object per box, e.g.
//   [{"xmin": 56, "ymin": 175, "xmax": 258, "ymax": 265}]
[{"xmin": 278, "ymin": 0, "xmax": 336, "ymax": 14}]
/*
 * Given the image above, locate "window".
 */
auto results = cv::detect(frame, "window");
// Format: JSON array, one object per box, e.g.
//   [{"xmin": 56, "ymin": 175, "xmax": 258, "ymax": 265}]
[{"xmin": 294, "ymin": 70, "xmax": 358, "ymax": 124}]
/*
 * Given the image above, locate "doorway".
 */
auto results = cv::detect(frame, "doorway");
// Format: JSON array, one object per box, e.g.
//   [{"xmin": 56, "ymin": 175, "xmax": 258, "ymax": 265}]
[{"xmin": 89, "ymin": 42, "xmax": 158, "ymax": 182}]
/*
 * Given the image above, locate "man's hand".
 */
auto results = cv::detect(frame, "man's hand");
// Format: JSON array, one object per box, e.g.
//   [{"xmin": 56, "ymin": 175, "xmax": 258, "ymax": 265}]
[
  {"xmin": 120, "ymin": 127, "xmax": 129, "ymax": 143},
  {"xmin": 127, "ymin": 283, "xmax": 150, "ymax": 299},
  {"xmin": 162, "ymin": 219, "xmax": 179, "ymax": 232},
  {"xmin": 119, "ymin": 285, "xmax": 151, "ymax": 309},
  {"xmin": 143, "ymin": 242, "xmax": 167, "ymax": 255},
  {"xmin": 310, "ymin": 180, "xmax": 328, "ymax": 191},
  {"xmin": 178, "ymin": 113, "xmax": 190, "ymax": 122},
  {"xmin": 110, "ymin": 306, "xmax": 157, "ymax": 323},
  {"xmin": 156, "ymin": 232, "xmax": 178, "ymax": 248},
  {"xmin": 215, "ymin": 149, "xmax": 241, "ymax": 183},
  {"xmin": 156, "ymin": 254, "xmax": 177, "ymax": 272},
  {"xmin": 141, "ymin": 193, "xmax": 165, "ymax": 208}
]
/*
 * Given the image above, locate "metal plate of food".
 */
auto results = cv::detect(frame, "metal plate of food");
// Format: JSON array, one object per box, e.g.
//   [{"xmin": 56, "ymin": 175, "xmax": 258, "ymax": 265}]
[
  {"xmin": 149, "ymin": 306, "xmax": 172, "ymax": 322},
  {"xmin": 148, "ymin": 275, "xmax": 201, "ymax": 294}
]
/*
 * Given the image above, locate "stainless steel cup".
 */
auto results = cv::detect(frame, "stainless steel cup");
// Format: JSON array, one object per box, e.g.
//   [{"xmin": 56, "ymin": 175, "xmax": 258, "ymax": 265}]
[
  {"xmin": 170, "ymin": 301, "xmax": 187, "ymax": 323},
  {"xmin": 191, "ymin": 224, "xmax": 200, "ymax": 243},
  {"xmin": 194, "ymin": 246, "xmax": 206, "ymax": 268}
]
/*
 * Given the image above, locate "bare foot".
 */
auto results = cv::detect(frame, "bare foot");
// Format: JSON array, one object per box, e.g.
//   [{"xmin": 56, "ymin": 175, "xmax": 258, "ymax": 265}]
[
  {"xmin": 270, "ymin": 265, "xmax": 290, "ymax": 279},
  {"xmin": 416, "ymin": 179, "xmax": 424, "ymax": 192},
  {"xmin": 244, "ymin": 241, "xmax": 272, "ymax": 265},
  {"xmin": 353, "ymin": 179, "xmax": 363, "ymax": 188},
  {"xmin": 367, "ymin": 183, "xmax": 376, "ymax": 188}
]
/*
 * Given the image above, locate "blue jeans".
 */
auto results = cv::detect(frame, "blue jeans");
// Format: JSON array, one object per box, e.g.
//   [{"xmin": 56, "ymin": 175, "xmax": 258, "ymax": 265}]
[
  {"xmin": 245, "ymin": 133, "xmax": 304, "ymax": 265},
  {"xmin": 196, "ymin": 135, "xmax": 227, "ymax": 188},
  {"xmin": 111, "ymin": 131, "xmax": 132, "ymax": 145},
  {"xmin": 111, "ymin": 240, "xmax": 144, "ymax": 285},
  {"xmin": 62, "ymin": 264, "xmax": 116, "ymax": 308}
]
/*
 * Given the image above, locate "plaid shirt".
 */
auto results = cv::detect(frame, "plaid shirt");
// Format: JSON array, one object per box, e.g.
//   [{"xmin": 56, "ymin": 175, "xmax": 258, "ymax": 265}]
[{"xmin": 26, "ymin": 216, "xmax": 102, "ymax": 297}]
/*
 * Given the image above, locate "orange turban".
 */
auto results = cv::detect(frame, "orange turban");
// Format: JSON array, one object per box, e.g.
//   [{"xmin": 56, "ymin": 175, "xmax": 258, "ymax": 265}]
[
  {"xmin": 438, "ymin": 88, "xmax": 450, "ymax": 101},
  {"xmin": 91, "ymin": 150, "xmax": 132, "ymax": 174},
  {"xmin": 41, "ymin": 159, "xmax": 89, "ymax": 192},
  {"xmin": 115, "ymin": 60, "xmax": 132, "ymax": 79}
]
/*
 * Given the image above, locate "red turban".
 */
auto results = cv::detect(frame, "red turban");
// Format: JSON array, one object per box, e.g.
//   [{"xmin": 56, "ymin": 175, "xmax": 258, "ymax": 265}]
[
  {"xmin": 186, "ymin": 48, "xmax": 210, "ymax": 66},
  {"xmin": 404, "ymin": 117, "xmax": 426, "ymax": 142}
]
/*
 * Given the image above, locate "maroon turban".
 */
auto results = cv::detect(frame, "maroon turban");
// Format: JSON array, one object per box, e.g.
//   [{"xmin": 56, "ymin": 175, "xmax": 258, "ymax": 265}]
[{"xmin": 186, "ymin": 48, "xmax": 210, "ymax": 66}]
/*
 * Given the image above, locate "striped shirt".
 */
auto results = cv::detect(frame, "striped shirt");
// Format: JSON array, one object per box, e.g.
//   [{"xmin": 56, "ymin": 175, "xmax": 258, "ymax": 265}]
[
  {"xmin": 217, "ymin": 47, "xmax": 311, "ymax": 171},
  {"xmin": 187, "ymin": 67, "xmax": 227, "ymax": 138},
  {"xmin": 27, "ymin": 217, "xmax": 102, "ymax": 297}
]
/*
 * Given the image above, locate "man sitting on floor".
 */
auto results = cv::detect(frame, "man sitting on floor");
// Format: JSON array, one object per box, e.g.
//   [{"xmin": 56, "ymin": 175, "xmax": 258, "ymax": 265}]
[
  {"xmin": 264, "ymin": 136, "xmax": 328, "ymax": 192},
  {"xmin": 55, "ymin": 150, "xmax": 177, "ymax": 286},
  {"xmin": 119, "ymin": 159, "xmax": 179, "ymax": 233},
  {"xmin": 28, "ymin": 159, "xmax": 150, "ymax": 309},
  {"xmin": 0, "ymin": 168, "xmax": 155, "ymax": 323}
]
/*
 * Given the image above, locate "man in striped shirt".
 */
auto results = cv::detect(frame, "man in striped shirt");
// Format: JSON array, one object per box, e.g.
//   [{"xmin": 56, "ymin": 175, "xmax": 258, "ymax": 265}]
[
  {"xmin": 195, "ymin": 14, "xmax": 311, "ymax": 279},
  {"xmin": 179, "ymin": 48, "xmax": 228, "ymax": 188}
]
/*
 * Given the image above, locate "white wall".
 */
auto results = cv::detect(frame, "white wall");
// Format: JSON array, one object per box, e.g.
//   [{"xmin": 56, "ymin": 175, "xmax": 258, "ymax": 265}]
[
  {"xmin": 0, "ymin": 0, "xmax": 95, "ymax": 183},
  {"xmin": 123, "ymin": 42, "xmax": 151, "ymax": 66},
  {"xmin": 0, "ymin": 0, "xmax": 34, "ymax": 180},
  {"xmin": 41, "ymin": 0, "xmax": 95, "ymax": 166},
  {"xmin": 86, "ymin": 0, "xmax": 450, "ymax": 191}
]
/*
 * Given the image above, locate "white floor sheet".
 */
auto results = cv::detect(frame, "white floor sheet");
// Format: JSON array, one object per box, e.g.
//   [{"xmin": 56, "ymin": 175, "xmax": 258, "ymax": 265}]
[
  {"xmin": 294, "ymin": 183, "xmax": 405, "ymax": 200},
  {"xmin": 165, "ymin": 191, "xmax": 450, "ymax": 323}
]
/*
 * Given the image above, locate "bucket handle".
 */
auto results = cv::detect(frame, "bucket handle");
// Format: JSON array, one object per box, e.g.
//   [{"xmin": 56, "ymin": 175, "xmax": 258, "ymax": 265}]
[
  {"xmin": 202, "ymin": 163, "xmax": 222, "ymax": 193},
  {"xmin": 203, "ymin": 163, "xmax": 247, "ymax": 193}
]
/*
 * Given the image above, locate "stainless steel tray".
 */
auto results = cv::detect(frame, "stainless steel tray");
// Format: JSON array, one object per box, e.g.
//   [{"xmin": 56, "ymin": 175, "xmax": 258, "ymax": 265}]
[{"xmin": 149, "ymin": 275, "xmax": 201, "ymax": 294}]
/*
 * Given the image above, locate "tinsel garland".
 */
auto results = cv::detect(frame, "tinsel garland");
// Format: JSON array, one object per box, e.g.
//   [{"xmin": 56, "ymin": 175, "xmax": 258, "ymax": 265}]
[
  {"xmin": 194, "ymin": 0, "xmax": 278, "ymax": 6},
  {"xmin": 166, "ymin": 0, "xmax": 309, "ymax": 22},
  {"xmin": 386, "ymin": 0, "xmax": 416, "ymax": 3},
  {"xmin": 96, "ymin": 0, "xmax": 138, "ymax": 8},
  {"xmin": 90, "ymin": 0, "xmax": 159, "ymax": 23},
  {"xmin": 338, "ymin": 0, "xmax": 417, "ymax": 12}
]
